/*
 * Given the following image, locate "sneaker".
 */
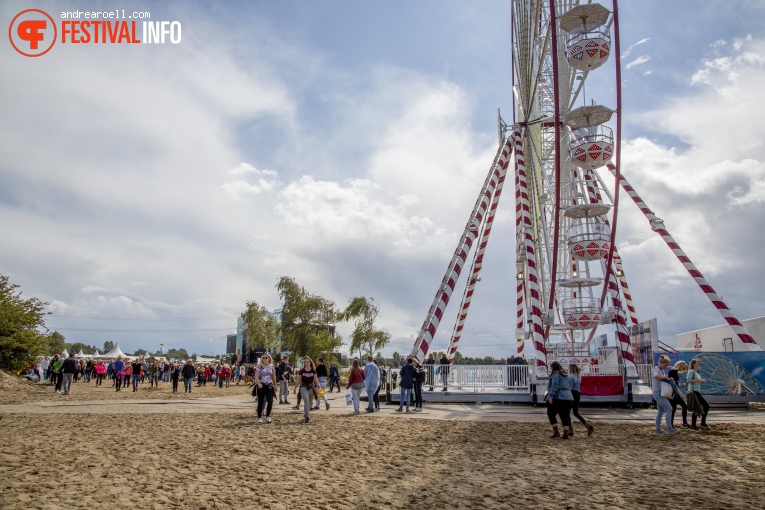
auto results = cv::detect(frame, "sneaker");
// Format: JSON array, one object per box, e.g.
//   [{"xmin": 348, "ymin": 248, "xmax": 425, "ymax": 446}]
[
  {"xmin": 353, "ymin": 410, "xmax": 360, "ymax": 415},
  {"xmin": 666, "ymin": 429, "xmax": 679, "ymax": 435},
  {"xmin": 395, "ymin": 408, "xmax": 403, "ymax": 412},
  {"xmin": 682, "ymin": 424, "xmax": 691, "ymax": 429},
  {"xmin": 366, "ymin": 408, "xmax": 375, "ymax": 413},
  {"xmin": 292, "ymin": 406, "xmax": 299, "ymax": 410},
  {"xmin": 284, "ymin": 401, "xmax": 291, "ymax": 405},
  {"xmin": 700, "ymin": 424, "xmax": 711, "ymax": 430},
  {"xmin": 304, "ymin": 417, "xmax": 310, "ymax": 424},
  {"xmin": 325, "ymin": 402, "xmax": 330, "ymax": 411},
  {"xmin": 690, "ymin": 425, "xmax": 699, "ymax": 430},
  {"xmin": 312, "ymin": 406, "xmax": 320, "ymax": 411},
  {"xmin": 265, "ymin": 417, "xmax": 272, "ymax": 424},
  {"xmin": 655, "ymin": 430, "xmax": 665, "ymax": 435},
  {"xmin": 406, "ymin": 408, "xmax": 410, "ymax": 413},
  {"xmin": 257, "ymin": 418, "xmax": 262, "ymax": 424}
]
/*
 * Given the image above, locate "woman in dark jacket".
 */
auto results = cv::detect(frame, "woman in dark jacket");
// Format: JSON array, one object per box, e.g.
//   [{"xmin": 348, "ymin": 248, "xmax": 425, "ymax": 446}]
[
  {"xmin": 412, "ymin": 358, "xmax": 425, "ymax": 412},
  {"xmin": 546, "ymin": 361, "xmax": 574, "ymax": 439},
  {"xmin": 396, "ymin": 356, "xmax": 416, "ymax": 413}
]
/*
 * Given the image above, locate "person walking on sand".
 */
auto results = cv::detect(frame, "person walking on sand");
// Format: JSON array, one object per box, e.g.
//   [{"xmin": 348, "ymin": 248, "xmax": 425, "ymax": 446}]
[
  {"xmin": 171, "ymin": 362, "xmax": 181, "ymax": 393},
  {"xmin": 61, "ymin": 353, "xmax": 78, "ymax": 395},
  {"xmin": 363, "ymin": 356, "xmax": 380, "ymax": 413},
  {"xmin": 396, "ymin": 356, "xmax": 416, "ymax": 413},
  {"xmin": 546, "ymin": 361, "xmax": 574, "ymax": 439},
  {"xmin": 297, "ymin": 357, "xmax": 319, "ymax": 424},
  {"xmin": 51, "ymin": 354, "xmax": 63, "ymax": 393},
  {"xmin": 95, "ymin": 360, "xmax": 106, "ymax": 386},
  {"xmin": 346, "ymin": 358, "xmax": 366, "ymax": 415},
  {"xmin": 130, "ymin": 359, "xmax": 142, "ymax": 392},
  {"xmin": 181, "ymin": 359, "xmax": 196, "ymax": 393},
  {"xmin": 568, "ymin": 364, "xmax": 594, "ymax": 436},
  {"xmin": 686, "ymin": 358, "xmax": 711, "ymax": 430},
  {"xmin": 653, "ymin": 355, "xmax": 678, "ymax": 435},
  {"xmin": 113, "ymin": 355, "xmax": 125, "ymax": 392},
  {"xmin": 255, "ymin": 354, "xmax": 276, "ymax": 424},
  {"xmin": 668, "ymin": 361, "xmax": 690, "ymax": 430},
  {"xmin": 314, "ymin": 358, "xmax": 330, "ymax": 411},
  {"xmin": 277, "ymin": 355, "xmax": 292, "ymax": 405},
  {"xmin": 329, "ymin": 362, "xmax": 341, "ymax": 393}
]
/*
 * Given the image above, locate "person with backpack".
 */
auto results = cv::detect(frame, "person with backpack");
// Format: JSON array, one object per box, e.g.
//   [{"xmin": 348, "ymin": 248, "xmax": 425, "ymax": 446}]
[
  {"xmin": 50, "ymin": 354, "xmax": 63, "ymax": 393},
  {"xmin": 328, "ymin": 363, "xmax": 341, "ymax": 393}
]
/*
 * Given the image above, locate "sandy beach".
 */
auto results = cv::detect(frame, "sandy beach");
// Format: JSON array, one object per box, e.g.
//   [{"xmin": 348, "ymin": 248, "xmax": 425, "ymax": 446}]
[{"xmin": 2, "ymin": 371, "xmax": 765, "ymax": 510}]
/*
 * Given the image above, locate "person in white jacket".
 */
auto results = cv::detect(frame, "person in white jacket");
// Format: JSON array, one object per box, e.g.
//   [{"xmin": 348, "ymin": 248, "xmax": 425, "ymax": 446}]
[{"xmin": 363, "ymin": 355, "xmax": 380, "ymax": 413}]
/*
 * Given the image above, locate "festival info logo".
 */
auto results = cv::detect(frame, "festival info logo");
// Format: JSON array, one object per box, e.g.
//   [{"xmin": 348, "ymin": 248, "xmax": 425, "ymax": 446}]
[{"xmin": 9, "ymin": 9, "xmax": 57, "ymax": 57}]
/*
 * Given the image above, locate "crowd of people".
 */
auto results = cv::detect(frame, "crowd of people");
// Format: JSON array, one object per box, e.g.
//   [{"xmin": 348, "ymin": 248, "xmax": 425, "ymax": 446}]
[
  {"xmin": 29, "ymin": 351, "xmax": 716, "ymax": 435},
  {"xmin": 32, "ymin": 354, "xmax": 248, "ymax": 395}
]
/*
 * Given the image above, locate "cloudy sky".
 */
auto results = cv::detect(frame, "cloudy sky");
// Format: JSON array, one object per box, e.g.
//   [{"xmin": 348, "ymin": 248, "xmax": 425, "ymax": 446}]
[{"xmin": 1, "ymin": 1, "xmax": 764, "ymax": 357}]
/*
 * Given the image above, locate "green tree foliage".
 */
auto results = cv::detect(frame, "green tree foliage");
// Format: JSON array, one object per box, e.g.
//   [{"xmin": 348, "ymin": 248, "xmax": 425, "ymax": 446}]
[
  {"xmin": 164, "ymin": 348, "xmax": 189, "ymax": 361},
  {"xmin": 240, "ymin": 300, "xmax": 280, "ymax": 352},
  {"xmin": 102, "ymin": 340, "xmax": 115, "ymax": 353},
  {"xmin": 342, "ymin": 297, "xmax": 391, "ymax": 358},
  {"xmin": 66, "ymin": 342, "xmax": 97, "ymax": 355},
  {"xmin": 134, "ymin": 348, "xmax": 148, "ymax": 357},
  {"xmin": 0, "ymin": 274, "xmax": 48, "ymax": 372},
  {"xmin": 276, "ymin": 276, "xmax": 342, "ymax": 361},
  {"xmin": 42, "ymin": 331, "xmax": 67, "ymax": 356}
]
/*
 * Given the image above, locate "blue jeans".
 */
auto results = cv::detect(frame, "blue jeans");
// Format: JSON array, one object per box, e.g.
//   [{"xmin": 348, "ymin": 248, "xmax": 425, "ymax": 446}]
[
  {"xmin": 131, "ymin": 374, "xmax": 140, "ymax": 390},
  {"xmin": 655, "ymin": 394, "xmax": 674, "ymax": 431},
  {"xmin": 184, "ymin": 377, "xmax": 193, "ymax": 392},
  {"xmin": 351, "ymin": 388, "xmax": 361, "ymax": 411},
  {"xmin": 399, "ymin": 387, "xmax": 413, "ymax": 409},
  {"xmin": 62, "ymin": 373, "xmax": 74, "ymax": 394},
  {"xmin": 365, "ymin": 387, "xmax": 375, "ymax": 410}
]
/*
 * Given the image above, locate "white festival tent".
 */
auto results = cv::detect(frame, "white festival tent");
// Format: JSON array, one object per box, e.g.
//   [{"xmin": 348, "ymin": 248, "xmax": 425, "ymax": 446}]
[
  {"xmin": 99, "ymin": 344, "xmax": 128, "ymax": 359},
  {"xmin": 194, "ymin": 355, "xmax": 218, "ymax": 364},
  {"xmin": 61, "ymin": 349, "xmax": 69, "ymax": 359}
]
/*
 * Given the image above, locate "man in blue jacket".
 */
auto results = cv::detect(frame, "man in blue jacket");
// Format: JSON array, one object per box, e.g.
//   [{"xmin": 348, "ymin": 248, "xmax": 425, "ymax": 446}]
[{"xmin": 363, "ymin": 356, "xmax": 380, "ymax": 413}]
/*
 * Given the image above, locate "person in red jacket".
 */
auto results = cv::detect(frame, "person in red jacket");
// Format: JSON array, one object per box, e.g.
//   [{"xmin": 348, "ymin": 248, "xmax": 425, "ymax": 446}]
[{"xmin": 346, "ymin": 358, "xmax": 366, "ymax": 415}]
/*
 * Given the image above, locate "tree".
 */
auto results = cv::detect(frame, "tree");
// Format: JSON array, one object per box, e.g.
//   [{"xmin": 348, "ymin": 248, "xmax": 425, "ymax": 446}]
[
  {"xmin": 42, "ymin": 331, "xmax": 67, "ymax": 356},
  {"xmin": 277, "ymin": 276, "xmax": 342, "ymax": 361},
  {"xmin": 103, "ymin": 340, "xmax": 115, "ymax": 353},
  {"xmin": 342, "ymin": 297, "xmax": 391, "ymax": 359},
  {"xmin": 240, "ymin": 300, "xmax": 280, "ymax": 353},
  {"xmin": 134, "ymin": 348, "xmax": 148, "ymax": 357},
  {"xmin": 66, "ymin": 342, "xmax": 97, "ymax": 355},
  {"xmin": 164, "ymin": 348, "xmax": 189, "ymax": 361},
  {"xmin": 0, "ymin": 273, "xmax": 48, "ymax": 372}
]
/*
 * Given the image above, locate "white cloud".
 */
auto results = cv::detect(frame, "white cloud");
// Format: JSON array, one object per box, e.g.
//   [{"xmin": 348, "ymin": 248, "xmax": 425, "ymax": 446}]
[
  {"xmin": 625, "ymin": 55, "xmax": 651, "ymax": 70},
  {"xmin": 621, "ymin": 37, "xmax": 651, "ymax": 60}
]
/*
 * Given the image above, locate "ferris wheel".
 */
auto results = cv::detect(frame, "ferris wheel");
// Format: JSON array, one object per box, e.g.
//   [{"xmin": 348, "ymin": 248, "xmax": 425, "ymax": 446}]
[
  {"xmin": 409, "ymin": 1, "xmax": 759, "ymax": 370},
  {"xmin": 694, "ymin": 354, "xmax": 765, "ymax": 396},
  {"xmin": 506, "ymin": 0, "xmax": 639, "ymax": 374}
]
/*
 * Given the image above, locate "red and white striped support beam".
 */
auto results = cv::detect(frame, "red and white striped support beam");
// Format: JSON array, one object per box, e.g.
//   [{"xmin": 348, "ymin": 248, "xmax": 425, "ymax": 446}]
[
  {"xmin": 515, "ymin": 143, "xmax": 526, "ymax": 357},
  {"xmin": 607, "ymin": 163, "xmax": 761, "ymax": 351},
  {"xmin": 605, "ymin": 262, "xmax": 637, "ymax": 375},
  {"xmin": 446, "ymin": 142, "xmax": 509, "ymax": 361},
  {"xmin": 514, "ymin": 130, "xmax": 547, "ymax": 367},
  {"xmin": 410, "ymin": 138, "xmax": 514, "ymax": 361}
]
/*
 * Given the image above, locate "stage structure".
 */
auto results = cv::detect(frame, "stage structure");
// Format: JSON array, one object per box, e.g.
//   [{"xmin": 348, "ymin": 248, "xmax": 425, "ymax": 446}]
[{"xmin": 410, "ymin": 1, "xmax": 759, "ymax": 391}]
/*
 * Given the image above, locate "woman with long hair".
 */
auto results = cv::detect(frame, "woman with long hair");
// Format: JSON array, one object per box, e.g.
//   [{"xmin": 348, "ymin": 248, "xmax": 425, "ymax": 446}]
[
  {"xmin": 568, "ymin": 364, "xmax": 594, "ymax": 436},
  {"xmin": 412, "ymin": 357, "xmax": 425, "ymax": 412},
  {"xmin": 668, "ymin": 361, "xmax": 689, "ymax": 429},
  {"xmin": 546, "ymin": 361, "xmax": 574, "ymax": 439},
  {"xmin": 255, "ymin": 354, "xmax": 277, "ymax": 424},
  {"xmin": 298, "ymin": 357, "xmax": 319, "ymax": 424},
  {"xmin": 346, "ymin": 358, "xmax": 366, "ymax": 415},
  {"xmin": 653, "ymin": 355, "xmax": 678, "ymax": 435},
  {"xmin": 686, "ymin": 358, "xmax": 710, "ymax": 430}
]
